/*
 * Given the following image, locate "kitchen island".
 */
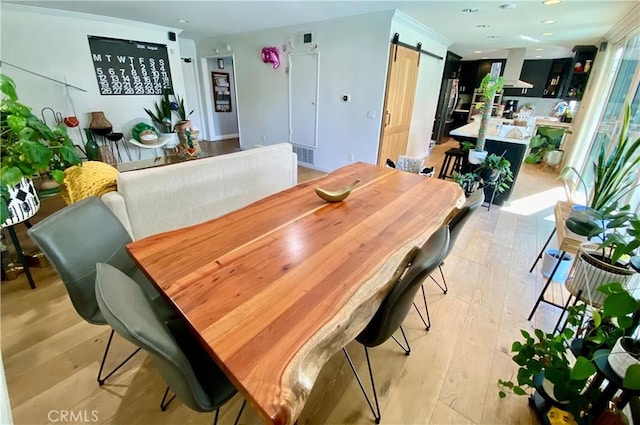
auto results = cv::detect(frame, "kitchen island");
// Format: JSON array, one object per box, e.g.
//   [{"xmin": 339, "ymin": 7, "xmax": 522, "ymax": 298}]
[{"xmin": 449, "ymin": 118, "xmax": 530, "ymax": 206}]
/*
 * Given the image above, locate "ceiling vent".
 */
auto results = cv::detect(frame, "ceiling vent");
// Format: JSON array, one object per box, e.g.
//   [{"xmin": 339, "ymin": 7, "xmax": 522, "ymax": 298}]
[{"xmin": 502, "ymin": 48, "xmax": 533, "ymax": 89}]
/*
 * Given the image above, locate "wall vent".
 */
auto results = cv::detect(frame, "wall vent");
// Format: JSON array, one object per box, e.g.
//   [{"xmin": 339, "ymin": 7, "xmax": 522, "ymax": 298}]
[
  {"xmin": 294, "ymin": 31, "xmax": 314, "ymax": 46},
  {"xmin": 292, "ymin": 144, "xmax": 315, "ymax": 166}
]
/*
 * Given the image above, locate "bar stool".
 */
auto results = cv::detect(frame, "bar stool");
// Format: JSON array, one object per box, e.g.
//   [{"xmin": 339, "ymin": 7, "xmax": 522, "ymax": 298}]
[
  {"xmin": 2, "ymin": 178, "xmax": 40, "ymax": 289},
  {"xmin": 438, "ymin": 148, "xmax": 464, "ymax": 179}
]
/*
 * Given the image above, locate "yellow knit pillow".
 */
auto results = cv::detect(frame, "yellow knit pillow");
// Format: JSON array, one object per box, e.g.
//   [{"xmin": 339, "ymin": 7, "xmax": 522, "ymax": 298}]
[{"xmin": 62, "ymin": 161, "xmax": 119, "ymax": 205}]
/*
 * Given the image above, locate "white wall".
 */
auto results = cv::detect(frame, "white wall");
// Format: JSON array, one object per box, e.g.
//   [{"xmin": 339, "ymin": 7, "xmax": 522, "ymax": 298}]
[
  {"xmin": 1, "ymin": 4, "xmax": 186, "ymax": 161},
  {"xmin": 196, "ymin": 11, "xmax": 394, "ymax": 171},
  {"xmin": 206, "ymin": 57, "xmax": 239, "ymax": 138},
  {"xmin": 390, "ymin": 11, "xmax": 450, "ymax": 159}
]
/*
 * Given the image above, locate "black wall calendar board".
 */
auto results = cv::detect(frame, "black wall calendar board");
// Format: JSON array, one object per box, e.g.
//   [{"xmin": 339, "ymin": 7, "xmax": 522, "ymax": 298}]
[{"xmin": 88, "ymin": 36, "xmax": 173, "ymax": 95}]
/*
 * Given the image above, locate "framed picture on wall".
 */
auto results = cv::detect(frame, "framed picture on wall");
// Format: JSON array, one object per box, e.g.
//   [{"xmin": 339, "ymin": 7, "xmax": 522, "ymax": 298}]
[
  {"xmin": 211, "ymin": 72, "xmax": 232, "ymax": 112},
  {"xmin": 217, "ymin": 58, "xmax": 224, "ymax": 69}
]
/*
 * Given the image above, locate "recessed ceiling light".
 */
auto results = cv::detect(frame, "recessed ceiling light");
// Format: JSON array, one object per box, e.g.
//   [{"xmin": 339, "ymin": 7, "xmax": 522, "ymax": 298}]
[
  {"xmin": 482, "ymin": 57, "xmax": 488, "ymax": 59},
  {"xmin": 541, "ymin": 19, "xmax": 556, "ymax": 24},
  {"xmin": 476, "ymin": 24, "xmax": 490, "ymax": 28},
  {"xmin": 542, "ymin": 32, "xmax": 554, "ymax": 36},
  {"xmin": 462, "ymin": 8, "xmax": 479, "ymax": 13},
  {"xmin": 536, "ymin": 55, "xmax": 542, "ymax": 58},
  {"xmin": 500, "ymin": 4, "xmax": 517, "ymax": 9},
  {"xmin": 535, "ymin": 48, "xmax": 544, "ymax": 51},
  {"xmin": 177, "ymin": 19, "xmax": 189, "ymax": 23},
  {"xmin": 487, "ymin": 35, "xmax": 499, "ymax": 39},
  {"xmin": 474, "ymin": 50, "xmax": 482, "ymax": 53},
  {"xmin": 543, "ymin": 0, "xmax": 561, "ymax": 4}
]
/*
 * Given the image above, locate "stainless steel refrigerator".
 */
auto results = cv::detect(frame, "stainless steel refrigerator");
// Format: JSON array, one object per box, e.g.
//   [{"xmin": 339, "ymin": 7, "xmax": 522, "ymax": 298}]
[{"xmin": 432, "ymin": 78, "xmax": 459, "ymax": 144}]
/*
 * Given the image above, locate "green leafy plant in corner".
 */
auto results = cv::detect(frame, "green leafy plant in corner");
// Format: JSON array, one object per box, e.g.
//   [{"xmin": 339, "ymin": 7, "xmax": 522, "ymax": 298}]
[
  {"xmin": 144, "ymin": 90, "xmax": 173, "ymax": 133},
  {"xmin": 560, "ymin": 103, "xmax": 640, "ymax": 211},
  {"xmin": 525, "ymin": 126, "xmax": 572, "ymax": 164},
  {"xmin": 1, "ymin": 73, "xmax": 81, "ymax": 223},
  {"xmin": 498, "ymin": 282, "xmax": 640, "ymax": 424}
]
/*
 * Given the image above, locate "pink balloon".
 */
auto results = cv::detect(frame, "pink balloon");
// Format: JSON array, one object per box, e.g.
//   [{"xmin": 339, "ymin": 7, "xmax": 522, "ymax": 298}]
[{"xmin": 261, "ymin": 47, "xmax": 280, "ymax": 69}]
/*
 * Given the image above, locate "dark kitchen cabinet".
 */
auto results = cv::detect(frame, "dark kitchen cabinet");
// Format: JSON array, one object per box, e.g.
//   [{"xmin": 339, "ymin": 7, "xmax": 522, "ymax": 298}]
[
  {"xmin": 458, "ymin": 61, "xmax": 479, "ymax": 94},
  {"xmin": 503, "ymin": 59, "xmax": 553, "ymax": 98},
  {"xmin": 443, "ymin": 51, "xmax": 462, "ymax": 79},
  {"xmin": 543, "ymin": 58, "xmax": 572, "ymax": 98},
  {"xmin": 563, "ymin": 45, "xmax": 597, "ymax": 100},
  {"xmin": 458, "ymin": 59, "xmax": 506, "ymax": 94}
]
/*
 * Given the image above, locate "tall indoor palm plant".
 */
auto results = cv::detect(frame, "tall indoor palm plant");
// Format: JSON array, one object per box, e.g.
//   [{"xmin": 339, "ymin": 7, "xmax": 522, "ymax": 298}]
[{"xmin": 561, "ymin": 103, "xmax": 640, "ymax": 211}]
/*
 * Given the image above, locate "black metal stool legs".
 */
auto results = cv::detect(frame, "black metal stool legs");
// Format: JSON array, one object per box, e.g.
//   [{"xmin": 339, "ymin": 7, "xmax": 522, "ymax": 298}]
[
  {"xmin": 413, "ymin": 285, "xmax": 432, "ymax": 331},
  {"xmin": 97, "ymin": 329, "xmax": 142, "ymax": 385}
]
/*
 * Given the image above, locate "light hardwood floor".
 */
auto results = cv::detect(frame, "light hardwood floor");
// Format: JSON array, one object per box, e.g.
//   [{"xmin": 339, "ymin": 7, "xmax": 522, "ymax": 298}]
[{"xmin": 1, "ymin": 139, "xmax": 571, "ymax": 424}]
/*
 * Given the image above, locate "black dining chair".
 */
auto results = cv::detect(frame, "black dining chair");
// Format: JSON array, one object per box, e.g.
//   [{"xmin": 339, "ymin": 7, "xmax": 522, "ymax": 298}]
[
  {"xmin": 343, "ymin": 226, "xmax": 450, "ymax": 424},
  {"xmin": 27, "ymin": 196, "xmax": 175, "ymax": 386},
  {"xmin": 413, "ymin": 190, "xmax": 485, "ymax": 331},
  {"xmin": 95, "ymin": 263, "xmax": 246, "ymax": 424}
]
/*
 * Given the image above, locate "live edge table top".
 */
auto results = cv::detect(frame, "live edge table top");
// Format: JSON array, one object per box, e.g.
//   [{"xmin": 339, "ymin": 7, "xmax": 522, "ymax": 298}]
[{"xmin": 127, "ymin": 162, "xmax": 463, "ymax": 425}]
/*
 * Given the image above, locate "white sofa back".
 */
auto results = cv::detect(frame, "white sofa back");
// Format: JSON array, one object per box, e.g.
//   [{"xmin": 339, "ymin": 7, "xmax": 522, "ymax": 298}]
[{"xmin": 102, "ymin": 143, "xmax": 297, "ymax": 240}]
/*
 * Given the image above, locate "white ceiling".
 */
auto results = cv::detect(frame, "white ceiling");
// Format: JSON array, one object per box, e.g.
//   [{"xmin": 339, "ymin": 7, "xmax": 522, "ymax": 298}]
[{"xmin": 6, "ymin": 0, "xmax": 638, "ymax": 60}]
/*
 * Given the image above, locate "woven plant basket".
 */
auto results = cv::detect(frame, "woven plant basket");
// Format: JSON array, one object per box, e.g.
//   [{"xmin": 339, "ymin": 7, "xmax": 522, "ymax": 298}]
[{"xmin": 567, "ymin": 242, "xmax": 639, "ymax": 307}]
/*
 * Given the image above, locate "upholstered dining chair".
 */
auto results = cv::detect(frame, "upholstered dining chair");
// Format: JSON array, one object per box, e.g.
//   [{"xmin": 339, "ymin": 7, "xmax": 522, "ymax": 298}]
[
  {"xmin": 413, "ymin": 190, "xmax": 485, "ymax": 331},
  {"xmin": 95, "ymin": 263, "xmax": 246, "ymax": 425},
  {"xmin": 27, "ymin": 196, "xmax": 174, "ymax": 385},
  {"xmin": 343, "ymin": 226, "xmax": 450, "ymax": 424}
]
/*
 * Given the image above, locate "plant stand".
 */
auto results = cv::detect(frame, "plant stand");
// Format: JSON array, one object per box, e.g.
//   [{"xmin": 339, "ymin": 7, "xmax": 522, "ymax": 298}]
[
  {"xmin": 528, "ymin": 374, "xmax": 576, "ymax": 425},
  {"xmin": 587, "ymin": 349, "xmax": 640, "ymax": 419}
]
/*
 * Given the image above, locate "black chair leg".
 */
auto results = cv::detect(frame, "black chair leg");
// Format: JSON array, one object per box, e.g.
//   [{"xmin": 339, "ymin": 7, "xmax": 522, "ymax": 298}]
[
  {"xmin": 97, "ymin": 329, "xmax": 142, "ymax": 385},
  {"xmin": 429, "ymin": 265, "xmax": 448, "ymax": 294},
  {"xmin": 391, "ymin": 325, "xmax": 411, "ymax": 355},
  {"xmin": 160, "ymin": 386, "xmax": 177, "ymax": 411},
  {"xmin": 343, "ymin": 346, "xmax": 381, "ymax": 424},
  {"xmin": 413, "ymin": 284, "xmax": 431, "ymax": 331},
  {"xmin": 213, "ymin": 399, "xmax": 246, "ymax": 425},
  {"xmin": 233, "ymin": 400, "xmax": 247, "ymax": 425},
  {"xmin": 6, "ymin": 225, "xmax": 36, "ymax": 289}
]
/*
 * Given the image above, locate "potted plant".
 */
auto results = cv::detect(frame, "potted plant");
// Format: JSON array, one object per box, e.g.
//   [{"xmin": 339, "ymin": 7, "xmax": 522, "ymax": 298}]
[
  {"xmin": 497, "ymin": 325, "xmax": 595, "ymax": 423},
  {"xmin": 560, "ymin": 103, "xmax": 639, "ymax": 211},
  {"xmin": 1, "ymin": 73, "xmax": 81, "ymax": 225},
  {"xmin": 475, "ymin": 152, "xmax": 514, "ymax": 194},
  {"xmin": 565, "ymin": 203, "xmax": 639, "ymax": 306},
  {"xmin": 452, "ymin": 172, "xmax": 480, "ymax": 196},
  {"xmin": 144, "ymin": 90, "xmax": 178, "ymax": 148},
  {"xmin": 471, "ymin": 72, "xmax": 504, "ymax": 164},
  {"xmin": 525, "ymin": 126, "xmax": 572, "ymax": 166},
  {"xmin": 172, "ymin": 94, "xmax": 194, "ymax": 131},
  {"xmin": 499, "ymin": 283, "xmax": 640, "ymax": 424}
]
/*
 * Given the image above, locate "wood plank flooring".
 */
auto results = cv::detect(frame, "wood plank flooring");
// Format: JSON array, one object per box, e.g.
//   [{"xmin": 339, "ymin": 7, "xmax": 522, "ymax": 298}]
[{"xmin": 1, "ymin": 138, "xmax": 572, "ymax": 424}]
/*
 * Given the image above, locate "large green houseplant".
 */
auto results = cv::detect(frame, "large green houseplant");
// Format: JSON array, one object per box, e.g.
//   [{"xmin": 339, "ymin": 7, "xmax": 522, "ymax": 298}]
[
  {"xmin": 1, "ymin": 73, "xmax": 81, "ymax": 223},
  {"xmin": 560, "ymin": 103, "xmax": 639, "ymax": 211},
  {"xmin": 499, "ymin": 282, "xmax": 640, "ymax": 424}
]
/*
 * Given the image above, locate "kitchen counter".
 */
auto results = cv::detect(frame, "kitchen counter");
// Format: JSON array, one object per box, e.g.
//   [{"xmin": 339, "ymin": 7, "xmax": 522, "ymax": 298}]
[
  {"xmin": 450, "ymin": 119, "xmax": 531, "ymax": 145},
  {"xmin": 448, "ymin": 118, "xmax": 531, "ymax": 206}
]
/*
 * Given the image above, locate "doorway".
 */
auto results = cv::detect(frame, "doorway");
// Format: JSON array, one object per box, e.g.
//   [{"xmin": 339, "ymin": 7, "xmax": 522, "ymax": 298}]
[
  {"xmin": 377, "ymin": 44, "xmax": 420, "ymax": 165},
  {"xmin": 204, "ymin": 56, "xmax": 239, "ymax": 141}
]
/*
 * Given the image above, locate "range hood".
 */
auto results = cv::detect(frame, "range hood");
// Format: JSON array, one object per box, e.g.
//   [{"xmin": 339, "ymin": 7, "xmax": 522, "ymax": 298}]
[{"xmin": 501, "ymin": 48, "xmax": 533, "ymax": 89}]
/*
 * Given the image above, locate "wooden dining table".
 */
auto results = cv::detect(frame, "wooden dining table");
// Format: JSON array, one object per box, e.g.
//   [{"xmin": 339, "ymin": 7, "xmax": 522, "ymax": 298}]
[{"xmin": 127, "ymin": 162, "xmax": 463, "ymax": 425}]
